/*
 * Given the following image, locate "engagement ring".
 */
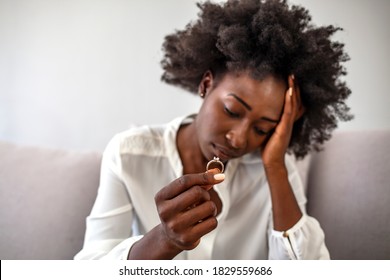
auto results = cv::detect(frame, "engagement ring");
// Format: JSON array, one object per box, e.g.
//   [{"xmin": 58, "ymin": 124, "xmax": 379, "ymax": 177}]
[{"xmin": 206, "ymin": 156, "xmax": 224, "ymax": 173}]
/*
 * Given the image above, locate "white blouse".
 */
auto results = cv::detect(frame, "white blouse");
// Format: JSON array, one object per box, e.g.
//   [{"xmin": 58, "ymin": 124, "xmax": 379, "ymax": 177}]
[{"xmin": 74, "ymin": 115, "xmax": 330, "ymax": 260}]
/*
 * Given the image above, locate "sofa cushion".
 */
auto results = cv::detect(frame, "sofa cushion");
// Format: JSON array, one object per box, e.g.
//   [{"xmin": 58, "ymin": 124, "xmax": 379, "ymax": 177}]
[{"xmin": 0, "ymin": 141, "xmax": 101, "ymax": 260}]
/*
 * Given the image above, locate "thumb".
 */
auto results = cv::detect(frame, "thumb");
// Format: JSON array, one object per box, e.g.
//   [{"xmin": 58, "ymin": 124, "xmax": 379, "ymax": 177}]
[{"xmin": 203, "ymin": 168, "xmax": 225, "ymax": 190}]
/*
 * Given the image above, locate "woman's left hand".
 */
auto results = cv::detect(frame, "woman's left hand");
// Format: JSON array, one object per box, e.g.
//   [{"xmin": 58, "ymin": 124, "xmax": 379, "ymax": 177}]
[{"xmin": 261, "ymin": 75, "xmax": 305, "ymax": 169}]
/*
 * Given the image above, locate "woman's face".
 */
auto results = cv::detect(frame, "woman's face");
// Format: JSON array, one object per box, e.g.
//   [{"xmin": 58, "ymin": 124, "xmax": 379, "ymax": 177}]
[{"xmin": 195, "ymin": 71, "xmax": 287, "ymax": 163}]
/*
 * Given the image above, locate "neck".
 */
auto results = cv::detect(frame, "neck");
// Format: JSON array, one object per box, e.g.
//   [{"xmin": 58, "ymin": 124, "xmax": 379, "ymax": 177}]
[{"xmin": 176, "ymin": 121, "xmax": 208, "ymax": 174}]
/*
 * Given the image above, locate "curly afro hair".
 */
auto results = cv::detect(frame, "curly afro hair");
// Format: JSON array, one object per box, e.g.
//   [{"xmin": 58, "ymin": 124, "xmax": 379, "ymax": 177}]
[{"xmin": 161, "ymin": 0, "xmax": 353, "ymax": 158}]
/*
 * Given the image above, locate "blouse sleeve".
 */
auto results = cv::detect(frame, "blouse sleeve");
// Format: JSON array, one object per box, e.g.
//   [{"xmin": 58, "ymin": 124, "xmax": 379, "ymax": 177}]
[
  {"xmin": 267, "ymin": 156, "xmax": 330, "ymax": 260},
  {"xmin": 74, "ymin": 134, "xmax": 143, "ymax": 260}
]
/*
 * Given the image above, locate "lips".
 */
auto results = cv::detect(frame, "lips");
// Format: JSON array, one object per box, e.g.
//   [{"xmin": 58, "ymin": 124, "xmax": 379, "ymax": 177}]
[{"xmin": 213, "ymin": 144, "xmax": 240, "ymax": 162}]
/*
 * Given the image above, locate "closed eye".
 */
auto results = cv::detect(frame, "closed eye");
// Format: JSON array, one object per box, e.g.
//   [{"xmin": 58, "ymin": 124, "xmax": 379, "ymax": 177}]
[
  {"xmin": 254, "ymin": 126, "xmax": 268, "ymax": 136},
  {"xmin": 224, "ymin": 106, "xmax": 240, "ymax": 118}
]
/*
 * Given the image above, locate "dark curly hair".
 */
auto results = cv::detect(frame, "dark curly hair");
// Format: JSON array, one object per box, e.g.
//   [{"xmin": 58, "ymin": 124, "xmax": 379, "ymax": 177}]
[{"xmin": 161, "ymin": 0, "xmax": 353, "ymax": 158}]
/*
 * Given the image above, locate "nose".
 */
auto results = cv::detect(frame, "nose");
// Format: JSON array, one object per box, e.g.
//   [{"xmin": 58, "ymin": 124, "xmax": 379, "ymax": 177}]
[{"xmin": 226, "ymin": 123, "xmax": 249, "ymax": 150}]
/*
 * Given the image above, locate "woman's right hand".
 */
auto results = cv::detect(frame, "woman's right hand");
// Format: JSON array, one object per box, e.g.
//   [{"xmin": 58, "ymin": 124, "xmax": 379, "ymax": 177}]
[{"xmin": 154, "ymin": 170, "xmax": 225, "ymax": 252}]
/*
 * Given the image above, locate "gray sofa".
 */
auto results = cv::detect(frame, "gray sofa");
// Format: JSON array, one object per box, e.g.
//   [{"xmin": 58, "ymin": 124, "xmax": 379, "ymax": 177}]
[{"xmin": 1, "ymin": 130, "xmax": 389, "ymax": 260}]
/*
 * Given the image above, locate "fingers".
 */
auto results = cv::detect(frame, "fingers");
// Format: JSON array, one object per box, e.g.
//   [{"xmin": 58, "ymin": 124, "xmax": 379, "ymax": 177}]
[
  {"xmin": 158, "ymin": 185, "xmax": 211, "ymax": 218},
  {"xmin": 158, "ymin": 198, "xmax": 218, "ymax": 250},
  {"xmin": 166, "ymin": 200, "xmax": 218, "ymax": 232},
  {"xmin": 274, "ymin": 76, "xmax": 294, "ymax": 135},
  {"xmin": 271, "ymin": 75, "xmax": 303, "ymax": 140},
  {"xmin": 155, "ymin": 170, "xmax": 224, "ymax": 220},
  {"xmin": 156, "ymin": 170, "xmax": 224, "ymax": 201},
  {"xmin": 260, "ymin": 75, "xmax": 305, "ymax": 166},
  {"xmin": 283, "ymin": 75, "xmax": 294, "ymax": 125},
  {"xmin": 185, "ymin": 215, "xmax": 218, "ymax": 245},
  {"xmin": 162, "ymin": 214, "xmax": 218, "ymax": 251},
  {"xmin": 288, "ymin": 75, "xmax": 305, "ymax": 121},
  {"xmin": 154, "ymin": 171, "xmax": 224, "ymax": 250}
]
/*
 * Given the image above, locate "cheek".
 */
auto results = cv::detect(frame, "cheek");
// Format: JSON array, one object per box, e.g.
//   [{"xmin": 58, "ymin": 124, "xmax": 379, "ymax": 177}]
[
  {"xmin": 247, "ymin": 135, "xmax": 268, "ymax": 151},
  {"xmin": 197, "ymin": 98, "xmax": 226, "ymax": 134},
  {"xmin": 195, "ymin": 103, "xmax": 219, "ymax": 142}
]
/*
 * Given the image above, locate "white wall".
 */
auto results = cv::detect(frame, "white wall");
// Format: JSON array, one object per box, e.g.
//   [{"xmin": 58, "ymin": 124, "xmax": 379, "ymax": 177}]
[
  {"xmin": 292, "ymin": 0, "xmax": 390, "ymax": 130},
  {"xmin": 1, "ymin": 0, "xmax": 389, "ymax": 152}
]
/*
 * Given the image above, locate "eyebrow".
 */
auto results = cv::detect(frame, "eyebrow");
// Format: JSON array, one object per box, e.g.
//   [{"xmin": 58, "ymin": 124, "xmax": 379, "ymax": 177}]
[
  {"xmin": 228, "ymin": 93, "xmax": 252, "ymax": 111},
  {"xmin": 228, "ymin": 93, "xmax": 279, "ymax": 124},
  {"xmin": 261, "ymin": 116, "xmax": 279, "ymax": 124}
]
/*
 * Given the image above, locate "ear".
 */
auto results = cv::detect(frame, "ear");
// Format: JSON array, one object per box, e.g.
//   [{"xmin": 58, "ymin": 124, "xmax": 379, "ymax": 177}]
[{"xmin": 198, "ymin": 70, "xmax": 214, "ymax": 97}]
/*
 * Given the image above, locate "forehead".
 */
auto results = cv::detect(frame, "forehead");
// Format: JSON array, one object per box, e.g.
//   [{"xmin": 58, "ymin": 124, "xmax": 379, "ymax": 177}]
[
  {"xmin": 216, "ymin": 71, "xmax": 286, "ymax": 113},
  {"xmin": 217, "ymin": 71, "xmax": 286, "ymax": 93}
]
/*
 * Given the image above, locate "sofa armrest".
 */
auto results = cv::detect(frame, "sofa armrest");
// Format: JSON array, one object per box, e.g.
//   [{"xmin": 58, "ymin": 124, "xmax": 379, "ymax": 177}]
[
  {"xmin": 306, "ymin": 130, "xmax": 390, "ymax": 259},
  {"xmin": 0, "ymin": 141, "xmax": 101, "ymax": 260}
]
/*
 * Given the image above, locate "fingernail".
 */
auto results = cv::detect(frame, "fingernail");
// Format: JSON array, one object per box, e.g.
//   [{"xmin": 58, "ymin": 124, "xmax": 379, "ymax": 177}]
[
  {"xmin": 214, "ymin": 173, "xmax": 225, "ymax": 181},
  {"xmin": 289, "ymin": 87, "xmax": 293, "ymax": 97}
]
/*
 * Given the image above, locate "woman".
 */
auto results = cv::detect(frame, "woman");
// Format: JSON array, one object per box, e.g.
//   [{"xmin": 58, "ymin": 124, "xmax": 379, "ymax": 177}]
[{"xmin": 75, "ymin": 0, "xmax": 352, "ymax": 260}]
